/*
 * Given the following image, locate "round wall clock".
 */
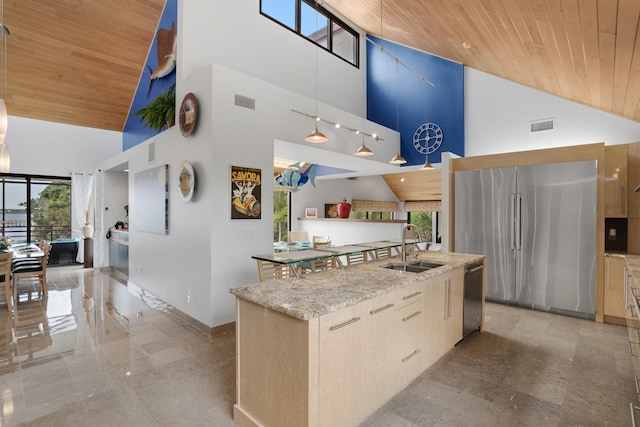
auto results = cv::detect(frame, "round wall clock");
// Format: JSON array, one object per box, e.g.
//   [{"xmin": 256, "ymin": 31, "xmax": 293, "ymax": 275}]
[
  {"xmin": 178, "ymin": 160, "xmax": 196, "ymax": 202},
  {"xmin": 413, "ymin": 122, "xmax": 443, "ymax": 154},
  {"xmin": 179, "ymin": 93, "xmax": 198, "ymax": 137}
]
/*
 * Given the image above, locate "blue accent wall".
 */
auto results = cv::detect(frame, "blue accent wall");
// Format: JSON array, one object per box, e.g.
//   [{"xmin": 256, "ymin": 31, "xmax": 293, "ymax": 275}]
[
  {"xmin": 122, "ymin": 0, "xmax": 178, "ymax": 151},
  {"xmin": 366, "ymin": 36, "xmax": 464, "ymax": 165}
]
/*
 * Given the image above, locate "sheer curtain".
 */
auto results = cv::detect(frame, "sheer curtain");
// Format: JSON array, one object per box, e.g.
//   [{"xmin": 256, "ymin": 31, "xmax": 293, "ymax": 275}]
[{"xmin": 71, "ymin": 172, "xmax": 94, "ymax": 264}]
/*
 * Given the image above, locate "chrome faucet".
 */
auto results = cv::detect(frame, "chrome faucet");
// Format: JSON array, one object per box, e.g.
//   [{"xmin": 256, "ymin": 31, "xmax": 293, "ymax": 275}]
[{"xmin": 401, "ymin": 224, "xmax": 423, "ymax": 262}]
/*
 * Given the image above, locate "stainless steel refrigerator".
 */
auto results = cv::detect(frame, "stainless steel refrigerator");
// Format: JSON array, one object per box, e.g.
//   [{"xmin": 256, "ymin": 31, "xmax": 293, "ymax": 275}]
[{"xmin": 454, "ymin": 160, "xmax": 597, "ymax": 319}]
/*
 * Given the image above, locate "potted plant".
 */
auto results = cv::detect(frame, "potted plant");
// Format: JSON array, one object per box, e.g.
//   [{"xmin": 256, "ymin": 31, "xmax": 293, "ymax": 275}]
[{"xmin": 134, "ymin": 83, "xmax": 176, "ymax": 131}]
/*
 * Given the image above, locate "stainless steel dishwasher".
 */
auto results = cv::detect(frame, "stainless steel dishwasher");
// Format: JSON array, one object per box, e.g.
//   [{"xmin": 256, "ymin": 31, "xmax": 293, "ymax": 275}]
[{"xmin": 463, "ymin": 262, "xmax": 484, "ymax": 338}]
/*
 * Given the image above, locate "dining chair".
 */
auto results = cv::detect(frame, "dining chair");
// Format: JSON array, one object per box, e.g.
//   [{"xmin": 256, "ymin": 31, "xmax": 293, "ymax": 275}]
[
  {"xmin": 12, "ymin": 242, "xmax": 51, "ymax": 303},
  {"xmin": 256, "ymin": 259, "xmax": 293, "ymax": 282},
  {"xmin": 346, "ymin": 251, "xmax": 368, "ymax": 266},
  {"xmin": 373, "ymin": 247, "xmax": 392, "ymax": 260},
  {"xmin": 288, "ymin": 231, "xmax": 309, "ymax": 242},
  {"xmin": 312, "ymin": 235, "xmax": 331, "ymax": 249},
  {"xmin": 11, "ymin": 240, "xmax": 48, "ymax": 269},
  {"xmin": 309, "ymin": 257, "xmax": 336, "ymax": 272},
  {"xmin": 0, "ymin": 252, "xmax": 13, "ymax": 311}
]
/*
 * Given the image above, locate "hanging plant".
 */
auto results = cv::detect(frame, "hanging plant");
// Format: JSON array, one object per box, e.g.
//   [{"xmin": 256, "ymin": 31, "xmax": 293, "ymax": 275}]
[{"xmin": 134, "ymin": 83, "xmax": 176, "ymax": 131}]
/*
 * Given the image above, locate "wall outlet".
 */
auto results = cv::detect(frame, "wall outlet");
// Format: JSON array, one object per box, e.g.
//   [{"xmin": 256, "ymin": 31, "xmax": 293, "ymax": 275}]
[{"xmin": 186, "ymin": 290, "xmax": 192, "ymax": 304}]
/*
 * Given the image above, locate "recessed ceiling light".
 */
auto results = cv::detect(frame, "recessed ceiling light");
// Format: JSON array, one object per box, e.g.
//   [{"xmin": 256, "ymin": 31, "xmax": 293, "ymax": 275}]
[
  {"xmin": 400, "ymin": 176, "xmax": 406, "ymax": 182},
  {"xmin": 462, "ymin": 42, "xmax": 472, "ymax": 49}
]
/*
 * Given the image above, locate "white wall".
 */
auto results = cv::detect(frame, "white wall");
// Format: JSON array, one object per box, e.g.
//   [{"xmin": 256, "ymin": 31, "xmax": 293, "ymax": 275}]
[
  {"xmin": 290, "ymin": 175, "xmax": 404, "ymax": 245},
  {"xmin": 7, "ymin": 116, "xmax": 120, "ymax": 176},
  {"xmin": 179, "ymin": 0, "xmax": 364, "ymax": 116},
  {"xmin": 465, "ymin": 68, "xmax": 640, "ymax": 156}
]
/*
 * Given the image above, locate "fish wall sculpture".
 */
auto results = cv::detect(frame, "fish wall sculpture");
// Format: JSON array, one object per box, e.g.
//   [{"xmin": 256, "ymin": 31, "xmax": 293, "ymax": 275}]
[
  {"xmin": 274, "ymin": 162, "xmax": 317, "ymax": 192},
  {"xmin": 147, "ymin": 22, "xmax": 177, "ymax": 94}
]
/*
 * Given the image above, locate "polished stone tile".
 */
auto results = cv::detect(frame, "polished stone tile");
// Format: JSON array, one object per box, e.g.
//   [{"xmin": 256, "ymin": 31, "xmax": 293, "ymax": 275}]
[{"xmin": 0, "ymin": 265, "xmax": 637, "ymax": 426}]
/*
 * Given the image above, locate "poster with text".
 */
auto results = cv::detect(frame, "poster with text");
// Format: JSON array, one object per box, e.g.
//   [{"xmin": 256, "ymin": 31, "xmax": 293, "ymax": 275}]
[{"xmin": 231, "ymin": 166, "xmax": 262, "ymax": 220}]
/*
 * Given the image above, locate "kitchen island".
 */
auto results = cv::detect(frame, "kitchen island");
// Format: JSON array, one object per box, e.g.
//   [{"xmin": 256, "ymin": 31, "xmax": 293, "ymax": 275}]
[{"xmin": 230, "ymin": 251, "xmax": 485, "ymax": 427}]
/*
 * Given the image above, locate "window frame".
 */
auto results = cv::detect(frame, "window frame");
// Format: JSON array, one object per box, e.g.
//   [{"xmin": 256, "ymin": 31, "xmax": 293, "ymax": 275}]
[
  {"xmin": 260, "ymin": 0, "xmax": 360, "ymax": 68},
  {"xmin": 0, "ymin": 173, "xmax": 72, "ymax": 243}
]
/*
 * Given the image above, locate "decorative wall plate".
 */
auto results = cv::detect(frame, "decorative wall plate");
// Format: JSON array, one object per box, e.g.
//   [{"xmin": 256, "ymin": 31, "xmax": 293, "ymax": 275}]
[
  {"xmin": 178, "ymin": 160, "xmax": 195, "ymax": 202},
  {"xmin": 179, "ymin": 93, "xmax": 198, "ymax": 137}
]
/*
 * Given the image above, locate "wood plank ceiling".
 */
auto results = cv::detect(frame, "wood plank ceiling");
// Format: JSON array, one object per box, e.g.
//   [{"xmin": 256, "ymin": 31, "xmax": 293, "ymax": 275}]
[
  {"xmin": 3, "ymin": 0, "xmax": 165, "ymax": 131},
  {"xmin": 1, "ymin": 0, "xmax": 639, "ymax": 132},
  {"xmin": 326, "ymin": 0, "xmax": 640, "ymax": 123}
]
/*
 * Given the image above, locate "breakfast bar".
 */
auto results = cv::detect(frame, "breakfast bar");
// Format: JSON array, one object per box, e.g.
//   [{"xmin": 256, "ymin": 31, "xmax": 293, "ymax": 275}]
[{"xmin": 231, "ymin": 251, "xmax": 485, "ymax": 427}]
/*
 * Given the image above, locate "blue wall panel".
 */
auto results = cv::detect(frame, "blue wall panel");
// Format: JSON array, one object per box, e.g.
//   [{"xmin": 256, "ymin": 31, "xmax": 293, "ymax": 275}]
[
  {"xmin": 122, "ymin": 0, "xmax": 178, "ymax": 151},
  {"xmin": 367, "ymin": 36, "xmax": 464, "ymax": 165}
]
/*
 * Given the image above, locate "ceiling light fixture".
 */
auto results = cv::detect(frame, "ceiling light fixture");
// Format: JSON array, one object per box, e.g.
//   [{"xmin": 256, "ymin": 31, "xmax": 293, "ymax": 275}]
[
  {"xmin": 420, "ymin": 156, "xmax": 434, "ymax": 170},
  {"xmin": 389, "ymin": 56, "xmax": 406, "ymax": 165},
  {"xmin": 292, "ymin": 109, "xmax": 384, "ymax": 143},
  {"xmin": 0, "ymin": 3, "xmax": 10, "ymax": 173},
  {"xmin": 305, "ymin": 6, "xmax": 327, "ymax": 144},
  {"xmin": 354, "ymin": 35, "xmax": 374, "ymax": 158}
]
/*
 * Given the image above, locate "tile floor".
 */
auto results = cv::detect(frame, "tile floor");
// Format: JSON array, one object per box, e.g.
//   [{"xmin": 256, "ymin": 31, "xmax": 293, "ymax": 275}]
[{"xmin": 0, "ymin": 266, "xmax": 636, "ymax": 426}]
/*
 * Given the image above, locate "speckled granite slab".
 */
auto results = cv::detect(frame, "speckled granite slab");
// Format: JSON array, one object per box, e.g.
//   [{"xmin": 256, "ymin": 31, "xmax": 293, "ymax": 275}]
[{"xmin": 230, "ymin": 252, "xmax": 484, "ymax": 320}]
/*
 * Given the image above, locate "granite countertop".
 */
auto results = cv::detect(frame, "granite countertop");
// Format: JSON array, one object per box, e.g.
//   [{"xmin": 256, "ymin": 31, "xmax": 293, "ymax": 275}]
[{"xmin": 230, "ymin": 252, "xmax": 484, "ymax": 321}]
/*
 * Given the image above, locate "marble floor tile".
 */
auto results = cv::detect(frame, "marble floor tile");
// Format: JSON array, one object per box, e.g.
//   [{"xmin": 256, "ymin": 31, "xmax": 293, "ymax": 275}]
[{"xmin": 0, "ymin": 265, "xmax": 636, "ymax": 426}]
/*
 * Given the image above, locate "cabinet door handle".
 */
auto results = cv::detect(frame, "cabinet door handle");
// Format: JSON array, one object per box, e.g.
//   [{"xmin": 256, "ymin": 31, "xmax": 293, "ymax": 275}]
[
  {"xmin": 629, "ymin": 341, "xmax": 639, "ymax": 357},
  {"xmin": 606, "ymin": 260, "xmax": 610, "ymax": 290},
  {"xmin": 403, "ymin": 291, "xmax": 422, "ymax": 301},
  {"xmin": 625, "ymin": 267, "xmax": 629, "ymax": 304},
  {"xmin": 402, "ymin": 349, "xmax": 420, "ymax": 362},
  {"xmin": 631, "ymin": 402, "xmax": 640, "ymax": 427},
  {"xmin": 370, "ymin": 303, "xmax": 394, "ymax": 315},
  {"xmin": 635, "ymin": 376, "xmax": 640, "ymax": 394},
  {"xmin": 403, "ymin": 311, "xmax": 422, "ymax": 322},
  {"xmin": 329, "ymin": 316, "xmax": 361, "ymax": 331},
  {"xmin": 443, "ymin": 279, "xmax": 450, "ymax": 319}
]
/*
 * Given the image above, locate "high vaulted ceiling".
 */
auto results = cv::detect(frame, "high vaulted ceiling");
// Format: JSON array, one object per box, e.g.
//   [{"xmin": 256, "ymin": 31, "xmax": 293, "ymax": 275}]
[
  {"xmin": 326, "ymin": 0, "xmax": 640, "ymax": 123},
  {"xmin": 3, "ymin": 0, "xmax": 640, "ymax": 133},
  {"xmin": 4, "ymin": 0, "xmax": 165, "ymax": 131}
]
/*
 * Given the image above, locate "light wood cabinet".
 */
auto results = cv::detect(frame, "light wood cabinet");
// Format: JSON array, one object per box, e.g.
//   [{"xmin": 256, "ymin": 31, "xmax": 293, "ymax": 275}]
[
  {"xmin": 234, "ymin": 263, "xmax": 481, "ymax": 427},
  {"xmin": 604, "ymin": 145, "xmax": 628, "ymax": 218},
  {"xmin": 604, "ymin": 255, "xmax": 628, "ymax": 320},
  {"xmin": 318, "ymin": 302, "xmax": 366, "ymax": 427},
  {"xmin": 360, "ymin": 292, "xmax": 396, "ymax": 415},
  {"xmin": 444, "ymin": 268, "xmax": 464, "ymax": 350},
  {"xmin": 628, "ymin": 142, "xmax": 640, "ymax": 219}
]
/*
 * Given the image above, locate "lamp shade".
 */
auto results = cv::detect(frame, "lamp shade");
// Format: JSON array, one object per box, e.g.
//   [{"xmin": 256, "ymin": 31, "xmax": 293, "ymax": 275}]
[
  {"xmin": 0, "ymin": 100, "xmax": 7, "ymax": 138},
  {"xmin": 0, "ymin": 142, "xmax": 10, "ymax": 173},
  {"xmin": 389, "ymin": 153, "xmax": 407, "ymax": 164},
  {"xmin": 305, "ymin": 125, "xmax": 328, "ymax": 143},
  {"xmin": 354, "ymin": 141, "xmax": 373, "ymax": 157}
]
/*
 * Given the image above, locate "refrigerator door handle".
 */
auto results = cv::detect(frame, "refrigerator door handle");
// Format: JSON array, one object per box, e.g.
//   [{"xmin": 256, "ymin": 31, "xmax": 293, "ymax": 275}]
[
  {"xmin": 515, "ymin": 193, "xmax": 522, "ymax": 251},
  {"xmin": 510, "ymin": 193, "xmax": 516, "ymax": 251}
]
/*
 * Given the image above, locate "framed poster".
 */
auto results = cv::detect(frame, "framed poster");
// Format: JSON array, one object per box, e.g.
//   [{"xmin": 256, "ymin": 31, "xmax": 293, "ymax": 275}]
[
  {"xmin": 231, "ymin": 165, "xmax": 262, "ymax": 219},
  {"xmin": 305, "ymin": 208, "xmax": 318, "ymax": 218},
  {"xmin": 325, "ymin": 203, "xmax": 339, "ymax": 218}
]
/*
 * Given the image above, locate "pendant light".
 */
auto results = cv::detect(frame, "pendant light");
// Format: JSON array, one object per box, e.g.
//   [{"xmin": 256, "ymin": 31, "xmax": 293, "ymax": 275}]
[
  {"xmin": 389, "ymin": 57, "xmax": 406, "ymax": 165},
  {"xmin": 354, "ymin": 42, "xmax": 373, "ymax": 157},
  {"xmin": 355, "ymin": 139, "xmax": 373, "ymax": 156},
  {"xmin": 420, "ymin": 155, "xmax": 433, "ymax": 170},
  {"xmin": 0, "ymin": 4, "xmax": 10, "ymax": 173},
  {"xmin": 305, "ymin": 5, "xmax": 327, "ymax": 144}
]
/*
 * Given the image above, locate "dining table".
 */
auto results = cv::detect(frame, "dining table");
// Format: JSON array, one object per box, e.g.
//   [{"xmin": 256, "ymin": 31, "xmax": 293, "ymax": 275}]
[{"xmin": 253, "ymin": 240, "xmax": 416, "ymax": 278}]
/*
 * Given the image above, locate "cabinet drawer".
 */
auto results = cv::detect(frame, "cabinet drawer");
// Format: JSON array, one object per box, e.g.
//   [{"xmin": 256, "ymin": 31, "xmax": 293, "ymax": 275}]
[
  {"xmin": 395, "ymin": 300, "xmax": 424, "ymax": 386},
  {"xmin": 395, "ymin": 282, "xmax": 424, "ymax": 308}
]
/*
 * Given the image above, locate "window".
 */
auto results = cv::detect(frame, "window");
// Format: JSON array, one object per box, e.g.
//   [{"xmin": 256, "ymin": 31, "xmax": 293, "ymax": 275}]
[
  {"xmin": 260, "ymin": 0, "xmax": 359, "ymax": 67},
  {"xmin": 0, "ymin": 174, "xmax": 71, "ymax": 243},
  {"xmin": 273, "ymin": 190, "xmax": 290, "ymax": 242},
  {"xmin": 407, "ymin": 211, "xmax": 441, "ymax": 243}
]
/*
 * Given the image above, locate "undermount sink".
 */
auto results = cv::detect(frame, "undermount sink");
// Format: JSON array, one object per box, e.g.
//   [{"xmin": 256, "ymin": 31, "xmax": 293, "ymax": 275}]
[{"xmin": 381, "ymin": 260, "xmax": 444, "ymax": 273}]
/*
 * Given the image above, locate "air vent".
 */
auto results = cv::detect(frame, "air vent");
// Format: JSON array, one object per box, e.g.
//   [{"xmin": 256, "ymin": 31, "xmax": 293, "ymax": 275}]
[
  {"xmin": 530, "ymin": 119, "xmax": 554, "ymax": 133},
  {"xmin": 235, "ymin": 94, "xmax": 256, "ymax": 110},
  {"xmin": 148, "ymin": 141, "xmax": 155, "ymax": 163}
]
